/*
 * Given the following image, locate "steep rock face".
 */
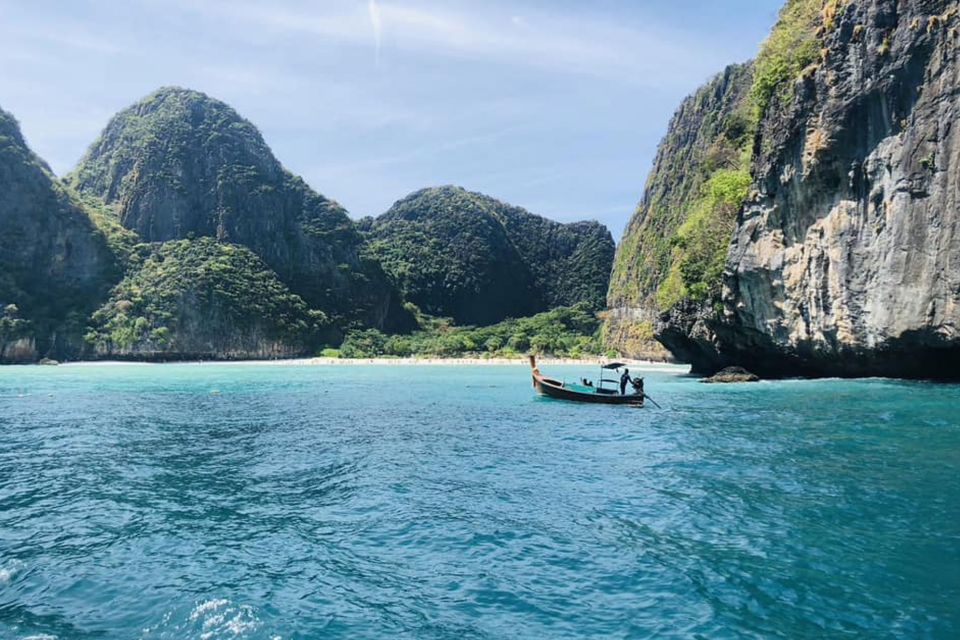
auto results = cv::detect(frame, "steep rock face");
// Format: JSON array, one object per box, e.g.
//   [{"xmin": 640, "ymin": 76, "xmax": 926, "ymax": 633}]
[
  {"xmin": 69, "ymin": 87, "xmax": 409, "ymax": 332},
  {"xmin": 610, "ymin": 0, "xmax": 960, "ymax": 379},
  {"xmin": 87, "ymin": 238, "xmax": 327, "ymax": 359},
  {"xmin": 366, "ymin": 186, "xmax": 614, "ymax": 326},
  {"xmin": 605, "ymin": 64, "xmax": 754, "ymax": 360},
  {"xmin": 0, "ymin": 107, "xmax": 118, "ymax": 362},
  {"xmin": 717, "ymin": 0, "xmax": 960, "ymax": 378}
]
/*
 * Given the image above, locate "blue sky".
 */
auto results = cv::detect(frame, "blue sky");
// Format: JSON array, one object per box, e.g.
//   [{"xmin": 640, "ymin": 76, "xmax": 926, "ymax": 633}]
[{"xmin": 0, "ymin": 0, "xmax": 783, "ymax": 238}]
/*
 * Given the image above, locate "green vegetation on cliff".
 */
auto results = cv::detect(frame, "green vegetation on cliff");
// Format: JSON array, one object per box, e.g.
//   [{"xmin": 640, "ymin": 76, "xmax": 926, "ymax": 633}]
[
  {"xmin": 75, "ymin": 194, "xmax": 141, "ymax": 267},
  {"xmin": 656, "ymin": 168, "xmax": 751, "ymax": 309},
  {"xmin": 366, "ymin": 186, "xmax": 614, "ymax": 326},
  {"xmin": 337, "ymin": 303, "xmax": 603, "ymax": 359},
  {"xmin": 87, "ymin": 238, "xmax": 327, "ymax": 358},
  {"xmin": 751, "ymin": 0, "xmax": 837, "ymax": 121},
  {"xmin": 608, "ymin": 63, "xmax": 755, "ymax": 317},
  {"xmin": 0, "ymin": 304, "xmax": 33, "ymax": 355}
]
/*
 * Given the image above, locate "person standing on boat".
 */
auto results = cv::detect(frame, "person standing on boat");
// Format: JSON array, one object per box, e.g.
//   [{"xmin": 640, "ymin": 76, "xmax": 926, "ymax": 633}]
[{"xmin": 620, "ymin": 368, "xmax": 631, "ymax": 395}]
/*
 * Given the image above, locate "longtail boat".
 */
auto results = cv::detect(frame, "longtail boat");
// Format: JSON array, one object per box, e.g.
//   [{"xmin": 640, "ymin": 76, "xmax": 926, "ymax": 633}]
[{"xmin": 529, "ymin": 355, "xmax": 645, "ymax": 406}]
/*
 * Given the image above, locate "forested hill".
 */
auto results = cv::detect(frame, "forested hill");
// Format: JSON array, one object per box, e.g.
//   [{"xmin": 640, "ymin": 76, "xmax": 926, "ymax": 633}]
[
  {"xmin": 364, "ymin": 186, "xmax": 615, "ymax": 326},
  {"xmin": 68, "ymin": 87, "xmax": 409, "ymax": 332},
  {"xmin": 1, "ymin": 93, "xmax": 613, "ymax": 363}
]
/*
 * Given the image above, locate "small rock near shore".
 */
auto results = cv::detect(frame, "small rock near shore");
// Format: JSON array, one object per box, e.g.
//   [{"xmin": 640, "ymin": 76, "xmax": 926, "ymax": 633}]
[{"xmin": 701, "ymin": 366, "xmax": 759, "ymax": 384}]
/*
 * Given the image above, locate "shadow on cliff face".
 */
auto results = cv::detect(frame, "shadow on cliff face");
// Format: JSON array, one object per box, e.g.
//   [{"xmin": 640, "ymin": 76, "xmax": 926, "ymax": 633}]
[{"xmin": 680, "ymin": 324, "xmax": 960, "ymax": 381}]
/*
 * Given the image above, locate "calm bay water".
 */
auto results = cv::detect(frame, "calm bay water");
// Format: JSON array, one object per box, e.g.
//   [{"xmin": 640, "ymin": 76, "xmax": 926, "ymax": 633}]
[{"xmin": 0, "ymin": 362, "xmax": 958, "ymax": 639}]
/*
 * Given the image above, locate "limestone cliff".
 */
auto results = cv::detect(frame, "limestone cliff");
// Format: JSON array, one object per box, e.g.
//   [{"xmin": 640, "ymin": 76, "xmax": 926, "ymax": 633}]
[
  {"xmin": 609, "ymin": 0, "xmax": 960, "ymax": 379},
  {"xmin": 0, "ymin": 107, "xmax": 118, "ymax": 362},
  {"xmin": 719, "ymin": 0, "xmax": 960, "ymax": 378},
  {"xmin": 69, "ymin": 87, "xmax": 410, "ymax": 333}
]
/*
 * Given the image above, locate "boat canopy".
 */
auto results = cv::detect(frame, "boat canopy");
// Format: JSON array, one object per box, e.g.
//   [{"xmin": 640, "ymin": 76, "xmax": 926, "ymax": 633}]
[{"xmin": 602, "ymin": 362, "xmax": 627, "ymax": 370}]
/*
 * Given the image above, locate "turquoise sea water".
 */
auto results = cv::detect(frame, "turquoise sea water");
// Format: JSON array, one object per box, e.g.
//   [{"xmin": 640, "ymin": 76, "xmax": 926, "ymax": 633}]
[{"xmin": 0, "ymin": 362, "xmax": 958, "ymax": 639}]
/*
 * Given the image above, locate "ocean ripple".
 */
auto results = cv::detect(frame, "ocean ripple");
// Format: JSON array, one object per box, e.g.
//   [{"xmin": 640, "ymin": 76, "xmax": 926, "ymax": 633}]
[{"xmin": 0, "ymin": 363, "xmax": 958, "ymax": 638}]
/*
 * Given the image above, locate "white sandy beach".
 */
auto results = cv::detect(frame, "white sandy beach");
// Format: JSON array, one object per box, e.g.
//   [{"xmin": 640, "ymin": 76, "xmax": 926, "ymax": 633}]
[{"xmin": 61, "ymin": 357, "xmax": 684, "ymax": 369}]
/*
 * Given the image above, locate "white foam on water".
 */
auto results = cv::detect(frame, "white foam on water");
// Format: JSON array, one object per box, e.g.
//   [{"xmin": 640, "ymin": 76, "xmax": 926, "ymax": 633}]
[
  {"xmin": 0, "ymin": 559, "xmax": 24, "ymax": 584},
  {"xmin": 189, "ymin": 598, "xmax": 230, "ymax": 621},
  {"xmin": 187, "ymin": 599, "xmax": 261, "ymax": 639},
  {"xmin": 21, "ymin": 635, "xmax": 58, "ymax": 640},
  {"xmin": 222, "ymin": 607, "xmax": 259, "ymax": 636},
  {"xmin": 140, "ymin": 599, "xmax": 270, "ymax": 639}
]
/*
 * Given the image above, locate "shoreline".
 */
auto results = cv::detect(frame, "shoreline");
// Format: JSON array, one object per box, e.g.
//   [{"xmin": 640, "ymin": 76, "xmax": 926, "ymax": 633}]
[{"xmin": 53, "ymin": 356, "xmax": 684, "ymax": 368}]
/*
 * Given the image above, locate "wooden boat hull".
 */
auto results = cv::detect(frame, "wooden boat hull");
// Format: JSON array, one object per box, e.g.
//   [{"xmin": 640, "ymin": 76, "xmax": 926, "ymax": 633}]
[{"xmin": 529, "ymin": 356, "xmax": 644, "ymax": 406}]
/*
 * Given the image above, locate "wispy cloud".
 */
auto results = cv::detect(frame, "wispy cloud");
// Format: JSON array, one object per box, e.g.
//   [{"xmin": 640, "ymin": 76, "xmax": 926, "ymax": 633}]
[
  {"xmin": 169, "ymin": 0, "xmax": 719, "ymax": 88},
  {"xmin": 369, "ymin": 0, "xmax": 383, "ymax": 65}
]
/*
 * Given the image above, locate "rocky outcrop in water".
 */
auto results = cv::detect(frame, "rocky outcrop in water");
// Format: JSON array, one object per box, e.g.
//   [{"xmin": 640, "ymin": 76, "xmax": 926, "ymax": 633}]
[
  {"xmin": 0, "ymin": 107, "xmax": 118, "ymax": 362},
  {"xmin": 701, "ymin": 367, "xmax": 760, "ymax": 384},
  {"xmin": 69, "ymin": 87, "xmax": 411, "ymax": 332},
  {"xmin": 609, "ymin": 0, "xmax": 960, "ymax": 379},
  {"xmin": 365, "ymin": 186, "xmax": 614, "ymax": 325}
]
